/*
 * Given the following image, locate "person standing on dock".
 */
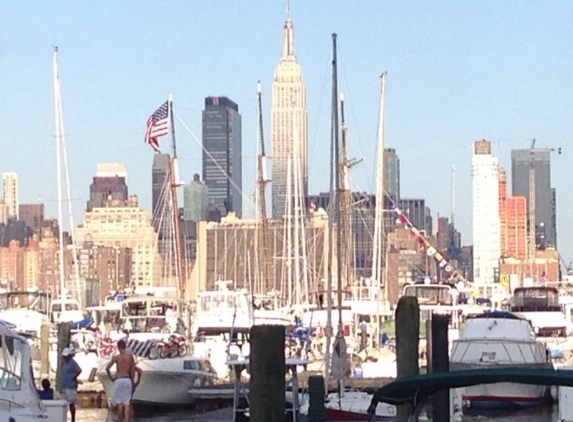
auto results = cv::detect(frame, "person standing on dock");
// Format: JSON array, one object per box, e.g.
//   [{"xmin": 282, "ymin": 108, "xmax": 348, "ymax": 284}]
[
  {"xmin": 60, "ymin": 348, "xmax": 82, "ymax": 422},
  {"xmin": 105, "ymin": 339, "xmax": 137, "ymax": 422}
]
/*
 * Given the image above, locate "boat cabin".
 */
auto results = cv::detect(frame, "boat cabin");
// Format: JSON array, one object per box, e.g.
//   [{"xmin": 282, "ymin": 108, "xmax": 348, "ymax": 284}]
[
  {"xmin": 50, "ymin": 297, "xmax": 83, "ymax": 323},
  {"xmin": 119, "ymin": 296, "xmax": 192, "ymax": 338},
  {"xmin": 0, "ymin": 290, "xmax": 50, "ymax": 314},
  {"xmin": 0, "ymin": 290, "xmax": 51, "ymax": 334},
  {"xmin": 508, "ymin": 286, "xmax": 567, "ymax": 336},
  {"xmin": 194, "ymin": 288, "xmax": 253, "ymax": 334},
  {"xmin": 510, "ymin": 286, "xmax": 561, "ymax": 312},
  {"xmin": 401, "ymin": 283, "xmax": 463, "ymax": 328}
]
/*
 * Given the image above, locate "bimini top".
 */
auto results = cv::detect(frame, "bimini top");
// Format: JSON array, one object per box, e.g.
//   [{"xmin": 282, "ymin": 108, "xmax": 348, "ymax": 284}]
[
  {"xmin": 459, "ymin": 310, "xmax": 534, "ymax": 340},
  {"xmin": 467, "ymin": 310, "xmax": 524, "ymax": 321}
]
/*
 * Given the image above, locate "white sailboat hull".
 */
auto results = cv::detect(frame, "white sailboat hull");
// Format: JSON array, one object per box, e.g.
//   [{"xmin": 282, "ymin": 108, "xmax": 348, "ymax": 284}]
[{"xmin": 300, "ymin": 392, "xmax": 396, "ymax": 421}]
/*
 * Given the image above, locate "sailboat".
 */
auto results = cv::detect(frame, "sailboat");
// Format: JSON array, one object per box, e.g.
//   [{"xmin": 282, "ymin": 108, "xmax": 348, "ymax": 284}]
[
  {"xmin": 301, "ymin": 35, "xmax": 397, "ymax": 421},
  {"xmin": 51, "ymin": 47, "xmax": 84, "ymax": 325},
  {"xmin": 96, "ymin": 96, "xmax": 218, "ymax": 407}
]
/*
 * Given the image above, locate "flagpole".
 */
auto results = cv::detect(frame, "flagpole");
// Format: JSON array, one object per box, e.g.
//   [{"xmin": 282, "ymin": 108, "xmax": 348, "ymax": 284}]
[{"xmin": 169, "ymin": 93, "xmax": 177, "ymax": 158}]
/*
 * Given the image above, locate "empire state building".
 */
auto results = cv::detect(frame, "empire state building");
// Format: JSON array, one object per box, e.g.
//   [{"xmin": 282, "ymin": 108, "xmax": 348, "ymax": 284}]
[{"xmin": 270, "ymin": 9, "xmax": 308, "ymax": 219}]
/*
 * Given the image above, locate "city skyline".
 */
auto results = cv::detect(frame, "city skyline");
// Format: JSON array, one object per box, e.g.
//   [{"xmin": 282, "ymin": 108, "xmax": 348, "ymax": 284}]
[{"xmin": 1, "ymin": 2, "xmax": 572, "ymax": 264}]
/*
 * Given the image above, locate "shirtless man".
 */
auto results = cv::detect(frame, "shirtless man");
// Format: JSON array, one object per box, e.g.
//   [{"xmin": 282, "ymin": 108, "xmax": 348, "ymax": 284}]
[{"xmin": 105, "ymin": 340, "xmax": 136, "ymax": 422}]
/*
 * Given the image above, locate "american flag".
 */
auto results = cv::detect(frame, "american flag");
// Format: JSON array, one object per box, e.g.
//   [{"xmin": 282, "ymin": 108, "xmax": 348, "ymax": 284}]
[{"xmin": 144, "ymin": 101, "xmax": 169, "ymax": 153}]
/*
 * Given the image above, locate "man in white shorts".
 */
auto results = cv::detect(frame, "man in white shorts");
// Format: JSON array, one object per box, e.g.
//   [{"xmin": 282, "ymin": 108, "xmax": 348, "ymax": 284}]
[{"xmin": 106, "ymin": 340, "xmax": 137, "ymax": 422}]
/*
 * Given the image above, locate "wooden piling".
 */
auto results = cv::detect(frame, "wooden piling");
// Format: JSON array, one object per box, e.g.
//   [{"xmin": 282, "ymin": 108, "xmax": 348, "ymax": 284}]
[
  {"xmin": 55, "ymin": 322, "xmax": 70, "ymax": 393},
  {"xmin": 307, "ymin": 375, "xmax": 326, "ymax": 422},
  {"xmin": 430, "ymin": 313, "xmax": 450, "ymax": 422},
  {"xmin": 395, "ymin": 296, "xmax": 420, "ymax": 422},
  {"xmin": 40, "ymin": 323, "xmax": 51, "ymax": 380},
  {"xmin": 249, "ymin": 325, "xmax": 285, "ymax": 422}
]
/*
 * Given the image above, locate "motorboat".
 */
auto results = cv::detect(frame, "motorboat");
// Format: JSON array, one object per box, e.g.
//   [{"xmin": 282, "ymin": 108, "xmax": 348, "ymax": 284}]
[
  {"xmin": 450, "ymin": 310, "xmax": 552, "ymax": 408},
  {"xmin": 96, "ymin": 295, "xmax": 218, "ymax": 406},
  {"xmin": 0, "ymin": 320, "xmax": 68, "ymax": 421}
]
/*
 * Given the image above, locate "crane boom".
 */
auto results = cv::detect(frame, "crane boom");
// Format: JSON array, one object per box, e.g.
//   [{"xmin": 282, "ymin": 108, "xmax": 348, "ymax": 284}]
[{"xmin": 528, "ymin": 139, "xmax": 536, "ymax": 261}]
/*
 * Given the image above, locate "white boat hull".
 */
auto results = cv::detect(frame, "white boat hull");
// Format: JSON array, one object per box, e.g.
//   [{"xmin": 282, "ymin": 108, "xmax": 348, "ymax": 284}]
[
  {"xmin": 462, "ymin": 382, "xmax": 548, "ymax": 408},
  {"xmin": 97, "ymin": 356, "xmax": 217, "ymax": 406},
  {"xmin": 300, "ymin": 392, "xmax": 396, "ymax": 421}
]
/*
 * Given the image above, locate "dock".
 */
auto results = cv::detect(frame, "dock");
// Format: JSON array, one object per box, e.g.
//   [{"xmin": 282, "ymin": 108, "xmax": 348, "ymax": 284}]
[{"xmin": 72, "ymin": 372, "xmax": 394, "ymax": 411}]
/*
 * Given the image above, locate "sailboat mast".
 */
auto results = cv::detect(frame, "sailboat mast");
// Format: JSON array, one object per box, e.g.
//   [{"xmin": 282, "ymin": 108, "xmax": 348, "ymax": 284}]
[
  {"xmin": 256, "ymin": 82, "xmax": 272, "ymax": 295},
  {"xmin": 323, "ymin": 34, "xmax": 337, "ymax": 381},
  {"xmin": 167, "ymin": 96, "xmax": 186, "ymax": 298},
  {"xmin": 339, "ymin": 92, "xmax": 351, "ymax": 296},
  {"xmin": 332, "ymin": 34, "xmax": 343, "ymax": 327},
  {"xmin": 286, "ymin": 155, "xmax": 293, "ymax": 306},
  {"xmin": 372, "ymin": 74, "xmax": 387, "ymax": 304},
  {"xmin": 53, "ymin": 47, "xmax": 66, "ymax": 302}
]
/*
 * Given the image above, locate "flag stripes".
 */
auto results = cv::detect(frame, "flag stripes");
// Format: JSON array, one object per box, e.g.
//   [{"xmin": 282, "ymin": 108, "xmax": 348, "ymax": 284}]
[{"xmin": 144, "ymin": 101, "xmax": 169, "ymax": 153}]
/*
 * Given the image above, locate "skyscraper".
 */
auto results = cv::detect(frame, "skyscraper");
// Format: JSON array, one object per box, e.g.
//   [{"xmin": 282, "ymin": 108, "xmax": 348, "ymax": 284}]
[
  {"xmin": 472, "ymin": 140, "xmax": 501, "ymax": 286},
  {"xmin": 2, "ymin": 172, "xmax": 18, "ymax": 220},
  {"xmin": 183, "ymin": 174, "xmax": 208, "ymax": 222},
  {"xmin": 498, "ymin": 167, "xmax": 527, "ymax": 260},
  {"xmin": 202, "ymin": 96, "xmax": 242, "ymax": 217},
  {"xmin": 511, "ymin": 149, "xmax": 556, "ymax": 249},
  {"xmin": 270, "ymin": 8, "xmax": 308, "ymax": 219},
  {"xmin": 384, "ymin": 148, "xmax": 400, "ymax": 203},
  {"xmin": 87, "ymin": 163, "xmax": 128, "ymax": 211}
]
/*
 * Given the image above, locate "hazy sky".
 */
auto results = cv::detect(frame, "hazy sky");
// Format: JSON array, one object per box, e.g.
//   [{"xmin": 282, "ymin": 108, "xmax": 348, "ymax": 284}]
[{"xmin": 1, "ymin": 1, "xmax": 572, "ymax": 268}]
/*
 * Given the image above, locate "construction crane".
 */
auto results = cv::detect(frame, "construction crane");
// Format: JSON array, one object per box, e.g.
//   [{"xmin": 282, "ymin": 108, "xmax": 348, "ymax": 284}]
[
  {"xmin": 528, "ymin": 139, "xmax": 536, "ymax": 262},
  {"xmin": 527, "ymin": 139, "xmax": 562, "ymax": 268},
  {"xmin": 256, "ymin": 81, "xmax": 273, "ymax": 294}
]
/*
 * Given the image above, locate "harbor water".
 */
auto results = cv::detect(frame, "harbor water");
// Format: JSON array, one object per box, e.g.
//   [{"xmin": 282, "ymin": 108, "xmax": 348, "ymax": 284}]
[{"xmin": 75, "ymin": 403, "xmax": 558, "ymax": 421}]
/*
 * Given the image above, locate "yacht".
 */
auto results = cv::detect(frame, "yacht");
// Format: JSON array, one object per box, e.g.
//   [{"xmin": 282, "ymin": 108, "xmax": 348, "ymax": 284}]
[
  {"xmin": 450, "ymin": 310, "xmax": 552, "ymax": 408},
  {"xmin": 0, "ymin": 320, "xmax": 68, "ymax": 421},
  {"xmin": 96, "ymin": 295, "xmax": 217, "ymax": 406}
]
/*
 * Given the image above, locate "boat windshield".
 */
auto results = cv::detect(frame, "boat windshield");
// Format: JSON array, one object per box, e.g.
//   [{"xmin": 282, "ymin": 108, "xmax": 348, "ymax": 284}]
[
  {"xmin": 51, "ymin": 301, "xmax": 80, "ymax": 312},
  {"xmin": 120, "ymin": 298, "xmax": 187, "ymax": 335},
  {"xmin": 511, "ymin": 287, "xmax": 561, "ymax": 312},
  {"xmin": 0, "ymin": 335, "xmax": 25, "ymax": 390},
  {"xmin": 198, "ymin": 291, "xmax": 251, "ymax": 315},
  {"xmin": 0, "ymin": 292, "xmax": 50, "ymax": 314},
  {"xmin": 402, "ymin": 285, "xmax": 455, "ymax": 306}
]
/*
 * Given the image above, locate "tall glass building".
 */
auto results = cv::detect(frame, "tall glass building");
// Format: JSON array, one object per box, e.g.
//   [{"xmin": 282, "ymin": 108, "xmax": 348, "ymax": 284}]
[
  {"xmin": 202, "ymin": 96, "xmax": 242, "ymax": 217},
  {"xmin": 511, "ymin": 149, "xmax": 556, "ymax": 249}
]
